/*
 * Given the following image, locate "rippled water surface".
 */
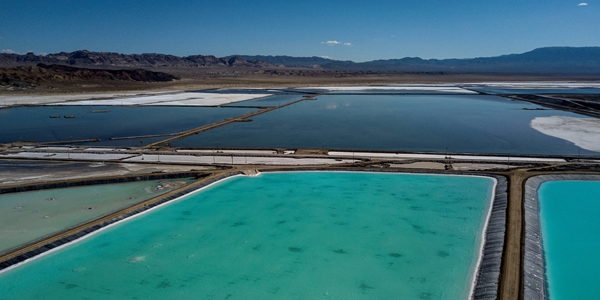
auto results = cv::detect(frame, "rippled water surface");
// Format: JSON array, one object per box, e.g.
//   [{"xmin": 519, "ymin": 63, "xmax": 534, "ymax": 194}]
[
  {"xmin": 0, "ymin": 172, "xmax": 494, "ymax": 300},
  {"xmin": 171, "ymin": 94, "xmax": 595, "ymax": 155},
  {"xmin": 0, "ymin": 106, "xmax": 255, "ymax": 146},
  {"xmin": 539, "ymin": 180, "xmax": 600, "ymax": 299}
]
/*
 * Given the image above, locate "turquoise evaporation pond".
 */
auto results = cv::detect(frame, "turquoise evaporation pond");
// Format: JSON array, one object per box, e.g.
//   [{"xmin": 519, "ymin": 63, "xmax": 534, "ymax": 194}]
[
  {"xmin": 170, "ymin": 94, "xmax": 596, "ymax": 155},
  {"xmin": 0, "ymin": 105, "xmax": 256, "ymax": 146},
  {"xmin": 0, "ymin": 172, "xmax": 495, "ymax": 300},
  {"xmin": 0, "ymin": 178, "xmax": 195, "ymax": 254},
  {"xmin": 538, "ymin": 180, "xmax": 600, "ymax": 299}
]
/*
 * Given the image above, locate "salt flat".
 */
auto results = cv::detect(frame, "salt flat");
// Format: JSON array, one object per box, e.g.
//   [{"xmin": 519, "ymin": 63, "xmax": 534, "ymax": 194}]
[
  {"xmin": 328, "ymin": 151, "xmax": 566, "ymax": 162},
  {"xmin": 34, "ymin": 147, "xmax": 78, "ymax": 151},
  {"xmin": 388, "ymin": 162, "xmax": 519, "ymax": 170},
  {"xmin": 48, "ymin": 92, "xmax": 272, "ymax": 106},
  {"xmin": 177, "ymin": 149, "xmax": 278, "ymax": 155},
  {"xmin": 0, "ymin": 151, "xmax": 358, "ymax": 165},
  {"xmin": 301, "ymin": 85, "xmax": 476, "ymax": 93},
  {"xmin": 124, "ymin": 154, "xmax": 358, "ymax": 165},
  {"xmin": 464, "ymin": 81, "xmax": 600, "ymax": 88},
  {"xmin": 83, "ymin": 148, "xmax": 130, "ymax": 152},
  {"xmin": 1, "ymin": 152, "xmax": 134, "ymax": 161},
  {"xmin": 531, "ymin": 116, "xmax": 600, "ymax": 152},
  {"xmin": 0, "ymin": 91, "xmax": 177, "ymax": 107}
]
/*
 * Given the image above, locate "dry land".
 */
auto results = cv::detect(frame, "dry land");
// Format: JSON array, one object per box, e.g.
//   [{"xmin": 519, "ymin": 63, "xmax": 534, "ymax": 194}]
[
  {"xmin": 1, "ymin": 75, "xmax": 600, "ymax": 299},
  {"xmin": 3, "ymin": 67, "xmax": 600, "ymax": 95}
]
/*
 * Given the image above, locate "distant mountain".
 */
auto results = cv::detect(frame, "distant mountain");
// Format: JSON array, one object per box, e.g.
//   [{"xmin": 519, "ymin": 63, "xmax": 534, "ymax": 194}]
[
  {"xmin": 222, "ymin": 55, "xmax": 343, "ymax": 68},
  {"xmin": 0, "ymin": 50, "xmax": 281, "ymax": 69},
  {"xmin": 231, "ymin": 47, "xmax": 600, "ymax": 74},
  {"xmin": 1, "ymin": 47, "xmax": 599, "ymax": 74},
  {"xmin": 0, "ymin": 63, "xmax": 178, "ymax": 90},
  {"xmin": 325, "ymin": 47, "xmax": 600, "ymax": 73}
]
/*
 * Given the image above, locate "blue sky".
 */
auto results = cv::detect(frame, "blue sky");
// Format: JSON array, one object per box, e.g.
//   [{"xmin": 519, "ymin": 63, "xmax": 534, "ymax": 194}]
[{"xmin": 1, "ymin": 0, "xmax": 598, "ymax": 61}]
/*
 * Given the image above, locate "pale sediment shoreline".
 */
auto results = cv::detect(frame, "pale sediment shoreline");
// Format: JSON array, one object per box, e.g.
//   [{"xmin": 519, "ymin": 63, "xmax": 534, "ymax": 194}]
[
  {"xmin": 531, "ymin": 116, "xmax": 600, "ymax": 153},
  {"xmin": 523, "ymin": 174, "xmax": 600, "ymax": 300}
]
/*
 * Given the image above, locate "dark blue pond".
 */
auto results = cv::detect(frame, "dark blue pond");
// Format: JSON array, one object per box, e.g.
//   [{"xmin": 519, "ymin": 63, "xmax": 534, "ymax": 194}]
[
  {"xmin": 170, "ymin": 94, "xmax": 597, "ymax": 155},
  {"xmin": 0, "ymin": 105, "xmax": 255, "ymax": 147}
]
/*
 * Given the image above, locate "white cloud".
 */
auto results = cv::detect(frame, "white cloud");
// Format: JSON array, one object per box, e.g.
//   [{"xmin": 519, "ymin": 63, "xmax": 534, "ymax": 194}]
[
  {"xmin": 321, "ymin": 40, "xmax": 353, "ymax": 47},
  {"xmin": 2, "ymin": 49, "xmax": 16, "ymax": 54},
  {"xmin": 320, "ymin": 56, "xmax": 331, "ymax": 59},
  {"xmin": 578, "ymin": 2, "xmax": 588, "ymax": 6},
  {"xmin": 322, "ymin": 40, "xmax": 341, "ymax": 46}
]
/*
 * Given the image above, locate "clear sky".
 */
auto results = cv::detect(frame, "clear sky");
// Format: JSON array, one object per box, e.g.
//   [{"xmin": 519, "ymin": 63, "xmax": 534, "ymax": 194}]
[{"xmin": 1, "ymin": 0, "xmax": 598, "ymax": 62}]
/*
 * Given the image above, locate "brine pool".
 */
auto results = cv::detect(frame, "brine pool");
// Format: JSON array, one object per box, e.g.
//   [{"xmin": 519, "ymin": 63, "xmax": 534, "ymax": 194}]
[
  {"xmin": 539, "ymin": 180, "xmax": 600, "ymax": 299},
  {"xmin": 0, "ymin": 172, "xmax": 495, "ymax": 300}
]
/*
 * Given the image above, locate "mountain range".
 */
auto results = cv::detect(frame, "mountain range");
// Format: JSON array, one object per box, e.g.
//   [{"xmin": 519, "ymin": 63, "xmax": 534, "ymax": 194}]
[
  {"xmin": 231, "ymin": 47, "xmax": 600, "ymax": 74},
  {"xmin": 1, "ymin": 47, "xmax": 599, "ymax": 74},
  {"xmin": 0, "ymin": 63, "xmax": 178, "ymax": 90},
  {"xmin": 0, "ymin": 50, "xmax": 281, "ymax": 69}
]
